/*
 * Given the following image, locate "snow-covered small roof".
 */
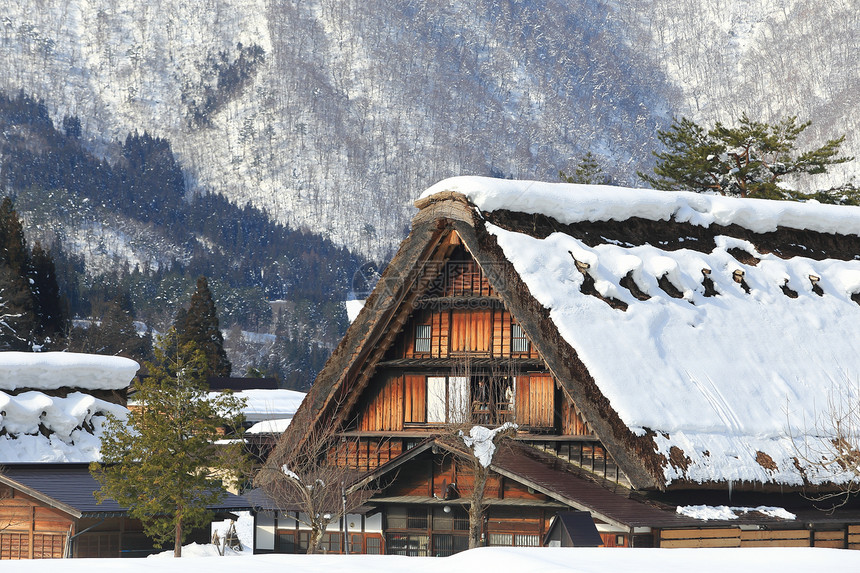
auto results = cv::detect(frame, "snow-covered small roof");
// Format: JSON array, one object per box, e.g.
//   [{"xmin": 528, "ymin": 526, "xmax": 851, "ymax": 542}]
[
  {"xmin": 246, "ymin": 418, "xmax": 293, "ymax": 434},
  {"xmin": 0, "ymin": 352, "xmax": 139, "ymax": 391},
  {"xmin": 419, "ymin": 177, "xmax": 860, "ymax": 488},
  {"xmin": 210, "ymin": 389, "xmax": 305, "ymax": 423}
]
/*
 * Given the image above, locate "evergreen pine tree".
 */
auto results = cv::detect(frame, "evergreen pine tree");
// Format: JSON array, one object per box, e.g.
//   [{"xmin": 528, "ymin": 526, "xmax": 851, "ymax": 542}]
[
  {"xmin": 0, "ymin": 263, "xmax": 34, "ymax": 350},
  {"xmin": 29, "ymin": 241, "xmax": 68, "ymax": 345},
  {"xmin": 560, "ymin": 152, "xmax": 608, "ymax": 185},
  {"xmin": 91, "ymin": 330, "xmax": 247, "ymax": 557},
  {"xmin": 639, "ymin": 114, "xmax": 853, "ymax": 199},
  {"xmin": 0, "ymin": 197, "xmax": 31, "ymax": 278},
  {"xmin": 177, "ymin": 276, "xmax": 231, "ymax": 378}
]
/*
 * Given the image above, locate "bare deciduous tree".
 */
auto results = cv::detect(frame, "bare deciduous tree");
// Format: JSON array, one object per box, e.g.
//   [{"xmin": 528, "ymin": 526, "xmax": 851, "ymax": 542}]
[
  {"xmin": 255, "ymin": 420, "xmax": 376, "ymax": 554},
  {"xmin": 790, "ymin": 385, "xmax": 860, "ymax": 508}
]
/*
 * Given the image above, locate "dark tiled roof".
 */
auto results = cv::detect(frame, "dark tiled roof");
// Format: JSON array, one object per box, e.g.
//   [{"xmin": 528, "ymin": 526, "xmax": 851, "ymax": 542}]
[
  {"xmin": 490, "ymin": 444, "xmax": 700, "ymax": 529},
  {"xmin": 207, "ymin": 377, "xmax": 279, "ymax": 391},
  {"xmin": 1, "ymin": 464, "xmax": 252, "ymax": 516}
]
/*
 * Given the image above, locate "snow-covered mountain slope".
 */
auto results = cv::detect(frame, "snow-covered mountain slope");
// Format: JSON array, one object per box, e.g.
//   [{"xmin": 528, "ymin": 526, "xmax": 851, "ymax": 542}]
[{"xmin": 1, "ymin": 1, "xmax": 856, "ymax": 258}]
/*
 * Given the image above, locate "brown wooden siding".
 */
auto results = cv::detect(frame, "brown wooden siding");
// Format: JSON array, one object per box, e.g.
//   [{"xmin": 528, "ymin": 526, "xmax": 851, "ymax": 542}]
[
  {"xmin": 0, "ymin": 492, "xmax": 73, "ymax": 560},
  {"xmin": 359, "ymin": 374, "xmax": 404, "ymax": 432},
  {"xmin": 659, "ymin": 528, "xmax": 828, "ymax": 548},
  {"xmin": 404, "ymin": 375, "xmax": 426, "ymax": 423},
  {"xmin": 450, "ymin": 309, "xmax": 492, "ymax": 354},
  {"xmin": 444, "ymin": 260, "xmax": 494, "ymax": 297},
  {"xmin": 848, "ymin": 525, "xmax": 860, "ymax": 550},
  {"xmin": 812, "ymin": 530, "xmax": 845, "ymax": 549},
  {"xmin": 516, "ymin": 374, "xmax": 554, "ymax": 428},
  {"xmin": 332, "ymin": 437, "xmax": 406, "ymax": 471},
  {"xmin": 561, "ymin": 400, "xmax": 593, "ymax": 436},
  {"xmin": 400, "ymin": 309, "xmax": 539, "ymax": 360},
  {"xmin": 660, "ymin": 528, "xmax": 741, "ymax": 548}
]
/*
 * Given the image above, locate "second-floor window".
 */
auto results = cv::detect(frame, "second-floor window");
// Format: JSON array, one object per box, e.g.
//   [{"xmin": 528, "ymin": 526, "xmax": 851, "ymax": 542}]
[
  {"xmin": 415, "ymin": 324, "xmax": 432, "ymax": 353},
  {"xmin": 511, "ymin": 323, "xmax": 529, "ymax": 353}
]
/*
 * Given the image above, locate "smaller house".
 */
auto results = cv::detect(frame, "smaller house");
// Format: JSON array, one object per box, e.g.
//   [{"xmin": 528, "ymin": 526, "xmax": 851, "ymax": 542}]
[
  {"xmin": 0, "ymin": 352, "xmax": 253, "ymax": 559},
  {"xmin": 0, "ymin": 465, "xmax": 250, "ymax": 558},
  {"xmin": 207, "ymin": 377, "xmax": 306, "ymax": 463}
]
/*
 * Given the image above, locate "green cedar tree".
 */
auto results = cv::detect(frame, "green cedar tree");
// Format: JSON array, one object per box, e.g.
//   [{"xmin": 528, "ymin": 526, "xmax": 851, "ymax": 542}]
[
  {"xmin": 90, "ymin": 330, "xmax": 248, "ymax": 557},
  {"xmin": 176, "ymin": 276, "xmax": 231, "ymax": 378}
]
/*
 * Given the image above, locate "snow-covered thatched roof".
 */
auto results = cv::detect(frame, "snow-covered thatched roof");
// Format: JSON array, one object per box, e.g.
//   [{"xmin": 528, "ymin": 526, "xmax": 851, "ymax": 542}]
[{"xmin": 416, "ymin": 177, "xmax": 860, "ymax": 489}]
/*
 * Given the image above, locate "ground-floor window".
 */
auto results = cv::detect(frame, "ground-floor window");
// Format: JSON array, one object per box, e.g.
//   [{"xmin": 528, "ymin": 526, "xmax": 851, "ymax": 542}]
[
  {"xmin": 487, "ymin": 533, "xmax": 540, "ymax": 547},
  {"xmin": 0, "ymin": 533, "xmax": 28, "ymax": 559},
  {"xmin": 76, "ymin": 533, "xmax": 119, "ymax": 558},
  {"xmin": 386, "ymin": 533, "xmax": 429, "ymax": 556},
  {"xmin": 276, "ymin": 530, "xmax": 382, "ymax": 554}
]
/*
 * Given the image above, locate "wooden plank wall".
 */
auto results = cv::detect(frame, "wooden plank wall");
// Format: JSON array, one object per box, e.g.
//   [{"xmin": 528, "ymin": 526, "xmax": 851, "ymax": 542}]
[
  {"xmin": 0, "ymin": 493, "xmax": 73, "ymax": 559},
  {"xmin": 450, "ymin": 309, "xmax": 492, "ymax": 354},
  {"xmin": 660, "ymin": 528, "xmax": 741, "ymax": 548},
  {"xmin": 741, "ymin": 529, "xmax": 811, "ymax": 547},
  {"xmin": 444, "ymin": 261, "xmax": 494, "ymax": 297},
  {"xmin": 812, "ymin": 530, "xmax": 845, "ymax": 548},
  {"xmin": 359, "ymin": 375, "xmax": 404, "ymax": 431},
  {"xmin": 403, "ymin": 375, "xmax": 426, "ymax": 423},
  {"xmin": 516, "ymin": 374, "xmax": 553, "ymax": 428},
  {"xmin": 333, "ymin": 438, "xmax": 405, "ymax": 471},
  {"xmin": 560, "ymin": 400, "xmax": 592, "ymax": 436},
  {"xmin": 660, "ymin": 528, "xmax": 842, "ymax": 548},
  {"xmin": 848, "ymin": 525, "xmax": 860, "ymax": 550},
  {"xmin": 403, "ymin": 308, "xmax": 539, "ymax": 360}
]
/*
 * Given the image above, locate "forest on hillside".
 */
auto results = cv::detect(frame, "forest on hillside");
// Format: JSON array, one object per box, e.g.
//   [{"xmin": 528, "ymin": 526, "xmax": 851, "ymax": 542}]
[{"xmin": 0, "ymin": 91, "xmax": 363, "ymax": 388}]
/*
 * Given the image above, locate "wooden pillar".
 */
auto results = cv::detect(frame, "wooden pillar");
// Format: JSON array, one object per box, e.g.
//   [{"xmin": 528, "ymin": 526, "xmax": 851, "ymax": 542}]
[{"xmin": 26, "ymin": 506, "xmax": 34, "ymax": 559}]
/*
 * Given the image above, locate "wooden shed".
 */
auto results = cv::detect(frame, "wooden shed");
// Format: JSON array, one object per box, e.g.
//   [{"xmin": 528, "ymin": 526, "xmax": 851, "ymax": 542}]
[{"xmin": 0, "ymin": 464, "xmax": 251, "ymax": 559}]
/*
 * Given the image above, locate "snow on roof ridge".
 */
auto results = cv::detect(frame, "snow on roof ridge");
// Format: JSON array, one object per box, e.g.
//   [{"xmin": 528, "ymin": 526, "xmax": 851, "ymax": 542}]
[
  {"xmin": 0, "ymin": 352, "xmax": 139, "ymax": 391},
  {"xmin": 420, "ymin": 176, "xmax": 860, "ymax": 237}
]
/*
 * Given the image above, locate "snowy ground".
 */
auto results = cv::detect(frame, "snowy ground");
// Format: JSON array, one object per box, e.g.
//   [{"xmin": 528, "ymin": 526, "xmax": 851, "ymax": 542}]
[{"xmin": 1, "ymin": 547, "xmax": 859, "ymax": 572}]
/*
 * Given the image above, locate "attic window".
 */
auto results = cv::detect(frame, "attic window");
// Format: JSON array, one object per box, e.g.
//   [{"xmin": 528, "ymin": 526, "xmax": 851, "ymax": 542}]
[
  {"xmin": 414, "ymin": 324, "xmax": 432, "ymax": 353},
  {"xmin": 809, "ymin": 275, "xmax": 823, "ymax": 296},
  {"xmin": 511, "ymin": 323, "xmax": 530, "ymax": 353}
]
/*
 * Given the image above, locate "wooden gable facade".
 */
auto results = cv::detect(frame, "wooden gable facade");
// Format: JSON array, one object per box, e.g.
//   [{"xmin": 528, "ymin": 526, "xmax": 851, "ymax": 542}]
[{"xmin": 262, "ymin": 199, "xmax": 644, "ymax": 556}]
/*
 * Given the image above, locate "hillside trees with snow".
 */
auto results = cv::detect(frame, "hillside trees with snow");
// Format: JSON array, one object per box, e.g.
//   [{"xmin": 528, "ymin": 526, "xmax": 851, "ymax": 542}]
[
  {"xmin": 175, "ymin": 276, "xmax": 231, "ymax": 378},
  {"xmin": 0, "ymin": 196, "xmax": 67, "ymax": 349},
  {"xmin": 91, "ymin": 331, "xmax": 248, "ymax": 557},
  {"xmin": 640, "ymin": 114, "xmax": 854, "ymax": 199},
  {"xmin": 0, "ymin": 90, "xmax": 363, "ymax": 386}
]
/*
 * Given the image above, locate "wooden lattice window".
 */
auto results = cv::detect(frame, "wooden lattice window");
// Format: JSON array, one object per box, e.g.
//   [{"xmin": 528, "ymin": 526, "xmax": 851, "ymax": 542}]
[
  {"xmin": 32, "ymin": 534, "xmax": 65, "ymax": 559},
  {"xmin": 0, "ymin": 532, "xmax": 28, "ymax": 560},
  {"xmin": 414, "ymin": 324, "xmax": 432, "ymax": 353},
  {"xmin": 511, "ymin": 323, "xmax": 529, "ymax": 353}
]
